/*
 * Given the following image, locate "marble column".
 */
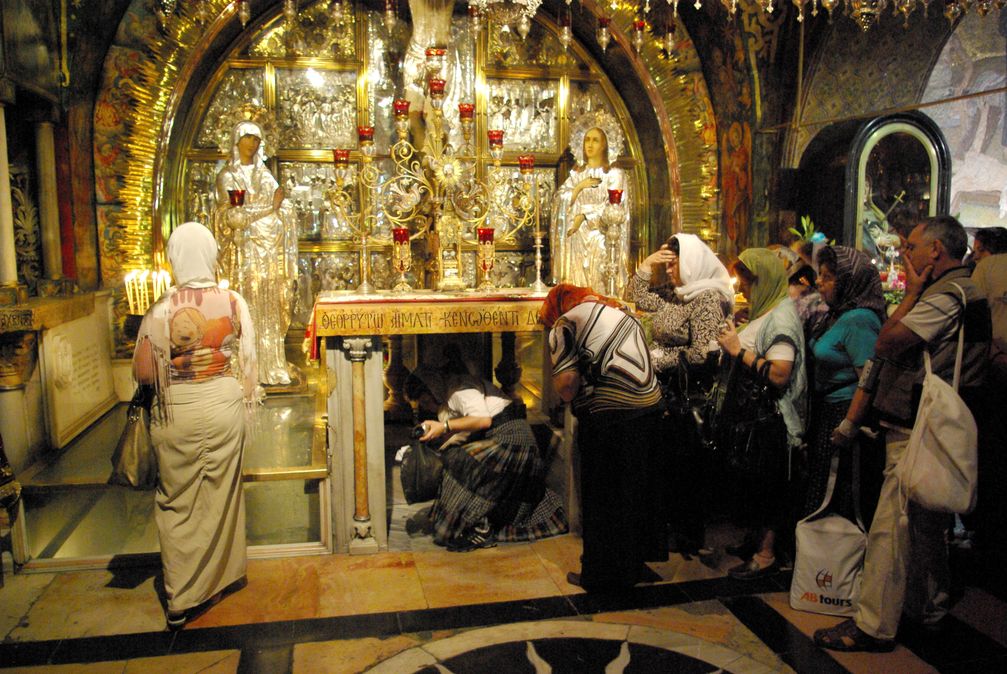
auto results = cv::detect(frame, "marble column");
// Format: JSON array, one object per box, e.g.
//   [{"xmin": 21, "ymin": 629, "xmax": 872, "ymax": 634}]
[
  {"xmin": 0, "ymin": 104, "xmax": 17, "ymax": 288},
  {"xmin": 342, "ymin": 337, "xmax": 380, "ymax": 554},
  {"xmin": 35, "ymin": 122, "xmax": 61, "ymax": 280}
]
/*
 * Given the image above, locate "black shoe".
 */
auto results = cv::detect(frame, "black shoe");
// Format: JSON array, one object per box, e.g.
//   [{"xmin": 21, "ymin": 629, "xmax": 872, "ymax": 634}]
[
  {"xmin": 447, "ymin": 530, "xmax": 496, "ymax": 552},
  {"xmin": 728, "ymin": 557, "xmax": 779, "ymax": 580}
]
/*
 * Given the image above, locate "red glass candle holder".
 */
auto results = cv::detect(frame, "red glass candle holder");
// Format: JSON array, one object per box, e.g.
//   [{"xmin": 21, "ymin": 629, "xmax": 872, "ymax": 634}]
[
  {"xmin": 332, "ymin": 149, "xmax": 350, "ymax": 166},
  {"xmin": 599, "ymin": 16, "xmax": 612, "ymax": 28},
  {"xmin": 518, "ymin": 154, "xmax": 535, "ymax": 174},
  {"xmin": 608, "ymin": 189, "xmax": 624, "ymax": 205},
  {"xmin": 227, "ymin": 189, "xmax": 246, "ymax": 207},
  {"xmin": 392, "ymin": 227, "xmax": 410, "ymax": 244},
  {"xmin": 487, "ymin": 129, "xmax": 504, "ymax": 147},
  {"xmin": 358, "ymin": 126, "xmax": 374, "ymax": 142},
  {"xmin": 634, "ymin": 19, "xmax": 646, "ymax": 31},
  {"xmin": 425, "ymin": 47, "xmax": 446, "ymax": 59},
  {"xmin": 559, "ymin": 11, "xmax": 571, "ymax": 27},
  {"xmin": 477, "ymin": 227, "xmax": 495, "ymax": 244},
  {"xmin": 458, "ymin": 102, "xmax": 475, "ymax": 119},
  {"xmin": 428, "ymin": 78, "xmax": 446, "ymax": 95},
  {"xmin": 393, "ymin": 98, "xmax": 410, "ymax": 118}
]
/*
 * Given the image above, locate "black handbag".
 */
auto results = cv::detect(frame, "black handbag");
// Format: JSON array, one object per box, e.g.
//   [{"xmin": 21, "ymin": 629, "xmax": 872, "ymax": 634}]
[
  {"xmin": 701, "ymin": 355, "xmax": 787, "ymax": 481},
  {"xmin": 109, "ymin": 385, "xmax": 158, "ymax": 490},
  {"xmin": 400, "ymin": 439, "xmax": 444, "ymax": 504}
]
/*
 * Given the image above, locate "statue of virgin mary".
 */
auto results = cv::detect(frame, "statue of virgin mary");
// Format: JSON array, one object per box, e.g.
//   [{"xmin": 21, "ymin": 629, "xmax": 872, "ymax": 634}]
[
  {"xmin": 211, "ymin": 120, "xmax": 299, "ymax": 387},
  {"xmin": 550, "ymin": 110, "xmax": 631, "ymax": 296}
]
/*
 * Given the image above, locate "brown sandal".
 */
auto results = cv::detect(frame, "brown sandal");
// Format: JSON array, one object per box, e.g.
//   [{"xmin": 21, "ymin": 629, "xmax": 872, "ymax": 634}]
[{"xmin": 814, "ymin": 619, "xmax": 895, "ymax": 652}]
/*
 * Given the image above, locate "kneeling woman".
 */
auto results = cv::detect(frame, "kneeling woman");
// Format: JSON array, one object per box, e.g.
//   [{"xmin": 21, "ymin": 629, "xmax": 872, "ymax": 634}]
[{"xmin": 416, "ymin": 373, "xmax": 568, "ymax": 552}]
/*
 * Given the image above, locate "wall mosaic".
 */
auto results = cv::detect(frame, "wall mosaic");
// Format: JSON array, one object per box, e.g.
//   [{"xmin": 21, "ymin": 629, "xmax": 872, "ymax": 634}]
[
  {"xmin": 794, "ymin": 11, "xmax": 952, "ymax": 162},
  {"xmin": 922, "ymin": 13, "xmax": 1007, "ymax": 227}
]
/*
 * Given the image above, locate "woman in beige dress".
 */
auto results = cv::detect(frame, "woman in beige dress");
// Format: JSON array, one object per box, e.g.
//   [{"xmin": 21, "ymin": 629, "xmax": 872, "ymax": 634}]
[{"xmin": 133, "ymin": 222, "xmax": 260, "ymax": 629}]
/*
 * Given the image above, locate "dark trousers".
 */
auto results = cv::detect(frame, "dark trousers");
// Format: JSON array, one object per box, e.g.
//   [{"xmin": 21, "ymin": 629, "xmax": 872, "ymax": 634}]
[{"xmin": 577, "ymin": 409, "xmax": 665, "ymax": 587}]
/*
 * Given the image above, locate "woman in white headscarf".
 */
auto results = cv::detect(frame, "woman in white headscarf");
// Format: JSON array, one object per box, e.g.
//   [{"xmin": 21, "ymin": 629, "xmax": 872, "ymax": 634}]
[
  {"xmin": 626, "ymin": 233, "xmax": 735, "ymax": 557},
  {"xmin": 627, "ymin": 233, "xmax": 735, "ymax": 373},
  {"xmin": 133, "ymin": 222, "xmax": 260, "ymax": 630},
  {"xmin": 212, "ymin": 120, "xmax": 298, "ymax": 386}
]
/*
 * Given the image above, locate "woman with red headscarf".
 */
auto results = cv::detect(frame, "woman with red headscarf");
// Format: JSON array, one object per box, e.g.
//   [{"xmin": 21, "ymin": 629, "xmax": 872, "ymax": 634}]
[{"xmin": 540, "ymin": 284, "xmax": 666, "ymax": 589}]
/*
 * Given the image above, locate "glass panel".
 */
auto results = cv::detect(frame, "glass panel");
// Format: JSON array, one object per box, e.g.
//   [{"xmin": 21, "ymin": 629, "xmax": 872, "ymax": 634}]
[
  {"xmin": 486, "ymin": 79, "xmax": 558, "ymax": 153},
  {"xmin": 246, "ymin": 0, "xmax": 355, "ymax": 60},
  {"xmin": 196, "ymin": 68, "xmax": 265, "ymax": 148},
  {"xmin": 23, "ymin": 487, "xmax": 160, "ymax": 559},
  {"xmin": 861, "ymin": 132, "xmax": 931, "ymax": 267},
  {"xmin": 182, "ymin": 160, "xmax": 222, "ymax": 224},
  {"xmin": 243, "ymin": 394, "xmax": 316, "ymax": 470},
  {"xmin": 488, "ymin": 19, "xmax": 572, "ymax": 68},
  {"xmin": 276, "ymin": 68, "xmax": 358, "ymax": 149},
  {"xmin": 491, "ymin": 251, "xmax": 536, "ymax": 288},
  {"xmin": 246, "ymin": 480, "xmax": 322, "ymax": 546}
]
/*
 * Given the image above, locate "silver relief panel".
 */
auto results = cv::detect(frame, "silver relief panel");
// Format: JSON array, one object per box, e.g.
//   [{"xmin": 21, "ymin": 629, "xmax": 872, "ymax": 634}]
[
  {"xmin": 183, "ymin": 161, "xmax": 221, "ymax": 224},
  {"xmin": 276, "ymin": 68, "xmax": 357, "ymax": 150},
  {"xmin": 196, "ymin": 69, "xmax": 265, "ymax": 148},
  {"xmin": 486, "ymin": 79, "xmax": 558, "ymax": 153}
]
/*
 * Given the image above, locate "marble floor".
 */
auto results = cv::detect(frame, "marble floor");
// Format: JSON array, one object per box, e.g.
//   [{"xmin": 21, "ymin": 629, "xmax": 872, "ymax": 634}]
[{"xmin": 2, "ymin": 534, "xmax": 1005, "ymax": 673}]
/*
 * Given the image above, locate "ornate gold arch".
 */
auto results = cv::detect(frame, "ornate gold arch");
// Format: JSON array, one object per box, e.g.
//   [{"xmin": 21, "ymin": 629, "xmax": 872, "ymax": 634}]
[{"xmin": 95, "ymin": 0, "xmax": 719, "ymax": 301}]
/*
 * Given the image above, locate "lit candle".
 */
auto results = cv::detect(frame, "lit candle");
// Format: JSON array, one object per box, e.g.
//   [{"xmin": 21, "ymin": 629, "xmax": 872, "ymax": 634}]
[
  {"xmin": 487, "ymin": 129, "xmax": 504, "ymax": 147},
  {"xmin": 392, "ymin": 227, "xmax": 410, "ymax": 244},
  {"xmin": 607, "ymin": 189, "xmax": 624, "ymax": 205},
  {"xmin": 357, "ymin": 126, "xmax": 374, "ymax": 143},
  {"xmin": 393, "ymin": 98, "xmax": 410, "ymax": 118},
  {"xmin": 124, "ymin": 271, "xmax": 137, "ymax": 314},
  {"xmin": 332, "ymin": 149, "xmax": 351, "ymax": 167},
  {"xmin": 477, "ymin": 227, "xmax": 495, "ymax": 244},
  {"xmin": 458, "ymin": 102, "xmax": 475, "ymax": 119},
  {"xmin": 517, "ymin": 154, "xmax": 535, "ymax": 174}
]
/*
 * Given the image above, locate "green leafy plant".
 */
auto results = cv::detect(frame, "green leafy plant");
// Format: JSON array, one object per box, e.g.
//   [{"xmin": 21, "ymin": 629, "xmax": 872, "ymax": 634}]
[{"xmin": 788, "ymin": 215, "xmax": 832, "ymax": 245}]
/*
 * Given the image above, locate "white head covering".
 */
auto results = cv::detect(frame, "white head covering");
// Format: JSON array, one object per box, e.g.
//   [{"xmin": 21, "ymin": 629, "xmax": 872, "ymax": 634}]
[
  {"xmin": 167, "ymin": 222, "xmax": 219, "ymax": 288},
  {"xmin": 672, "ymin": 233, "xmax": 736, "ymax": 310},
  {"xmin": 230, "ymin": 120, "xmax": 266, "ymax": 166},
  {"xmin": 135, "ymin": 222, "xmax": 260, "ymax": 413}
]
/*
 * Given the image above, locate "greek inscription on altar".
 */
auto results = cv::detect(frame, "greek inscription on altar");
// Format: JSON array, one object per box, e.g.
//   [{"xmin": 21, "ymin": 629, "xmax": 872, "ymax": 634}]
[
  {"xmin": 0, "ymin": 309, "xmax": 33, "ymax": 332},
  {"xmin": 314, "ymin": 299, "xmax": 544, "ymax": 336}
]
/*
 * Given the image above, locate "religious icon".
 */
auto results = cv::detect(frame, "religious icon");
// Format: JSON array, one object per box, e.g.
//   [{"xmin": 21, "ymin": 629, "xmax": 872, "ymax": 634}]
[
  {"xmin": 211, "ymin": 118, "xmax": 299, "ymax": 387},
  {"xmin": 549, "ymin": 109, "xmax": 631, "ymax": 296}
]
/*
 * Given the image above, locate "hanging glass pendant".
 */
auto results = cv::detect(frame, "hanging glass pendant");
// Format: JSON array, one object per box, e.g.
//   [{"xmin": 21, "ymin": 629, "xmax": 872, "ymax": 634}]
[
  {"xmin": 559, "ymin": 10, "xmax": 572, "ymax": 51},
  {"xmin": 384, "ymin": 0, "xmax": 397, "ymax": 31},
  {"xmin": 820, "ymin": 0, "xmax": 840, "ymax": 19},
  {"xmin": 662, "ymin": 29, "xmax": 675, "ymax": 56},
  {"xmin": 329, "ymin": 0, "xmax": 346, "ymax": 25},
  {"xmin": 894, "ymin": 0, "xmax": 916, "ymax": 26},
  {"xmin": 238, "ymin": 0, "xmax": 251, "ymax": 27},
  {"xmin": 792, "ymin": 0, "xmax": 807, "ymax": 20},
  {"xmin": 469, "ymin": 4, "xmax": 482, "ymax": 32},
  {"xmin": 633, "ymin": 19, "xmax": 646, "ymax": 53},
  {"xmin": 974, "ymin": 0, "xmax": 994, "ymax": 15},
  {"xmin": 284, "ymin": 0, "xmax": 298, "ymax": 23},
  {"xmin": 517, "ymin": 14, "xmax": 531, "ymax": 39},
  {"xmin": 597, "ymin": 16, "xmax": 611, "ymax": 53},
  {"xmin": 943, "ymin": 0, "xmax": 963, "ymax": 22}
]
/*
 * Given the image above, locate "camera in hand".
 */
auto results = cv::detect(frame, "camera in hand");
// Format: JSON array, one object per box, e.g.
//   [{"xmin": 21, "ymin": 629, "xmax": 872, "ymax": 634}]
[{"xmin": 410, "ymin": 423, "xmax": 427, "ymax": 439}]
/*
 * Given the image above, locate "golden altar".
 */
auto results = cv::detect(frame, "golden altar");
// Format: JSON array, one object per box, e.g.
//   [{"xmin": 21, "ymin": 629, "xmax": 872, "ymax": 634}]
[{"xmin": 312, "ymin": 288, "xmax": 548, "ymax": 554}]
